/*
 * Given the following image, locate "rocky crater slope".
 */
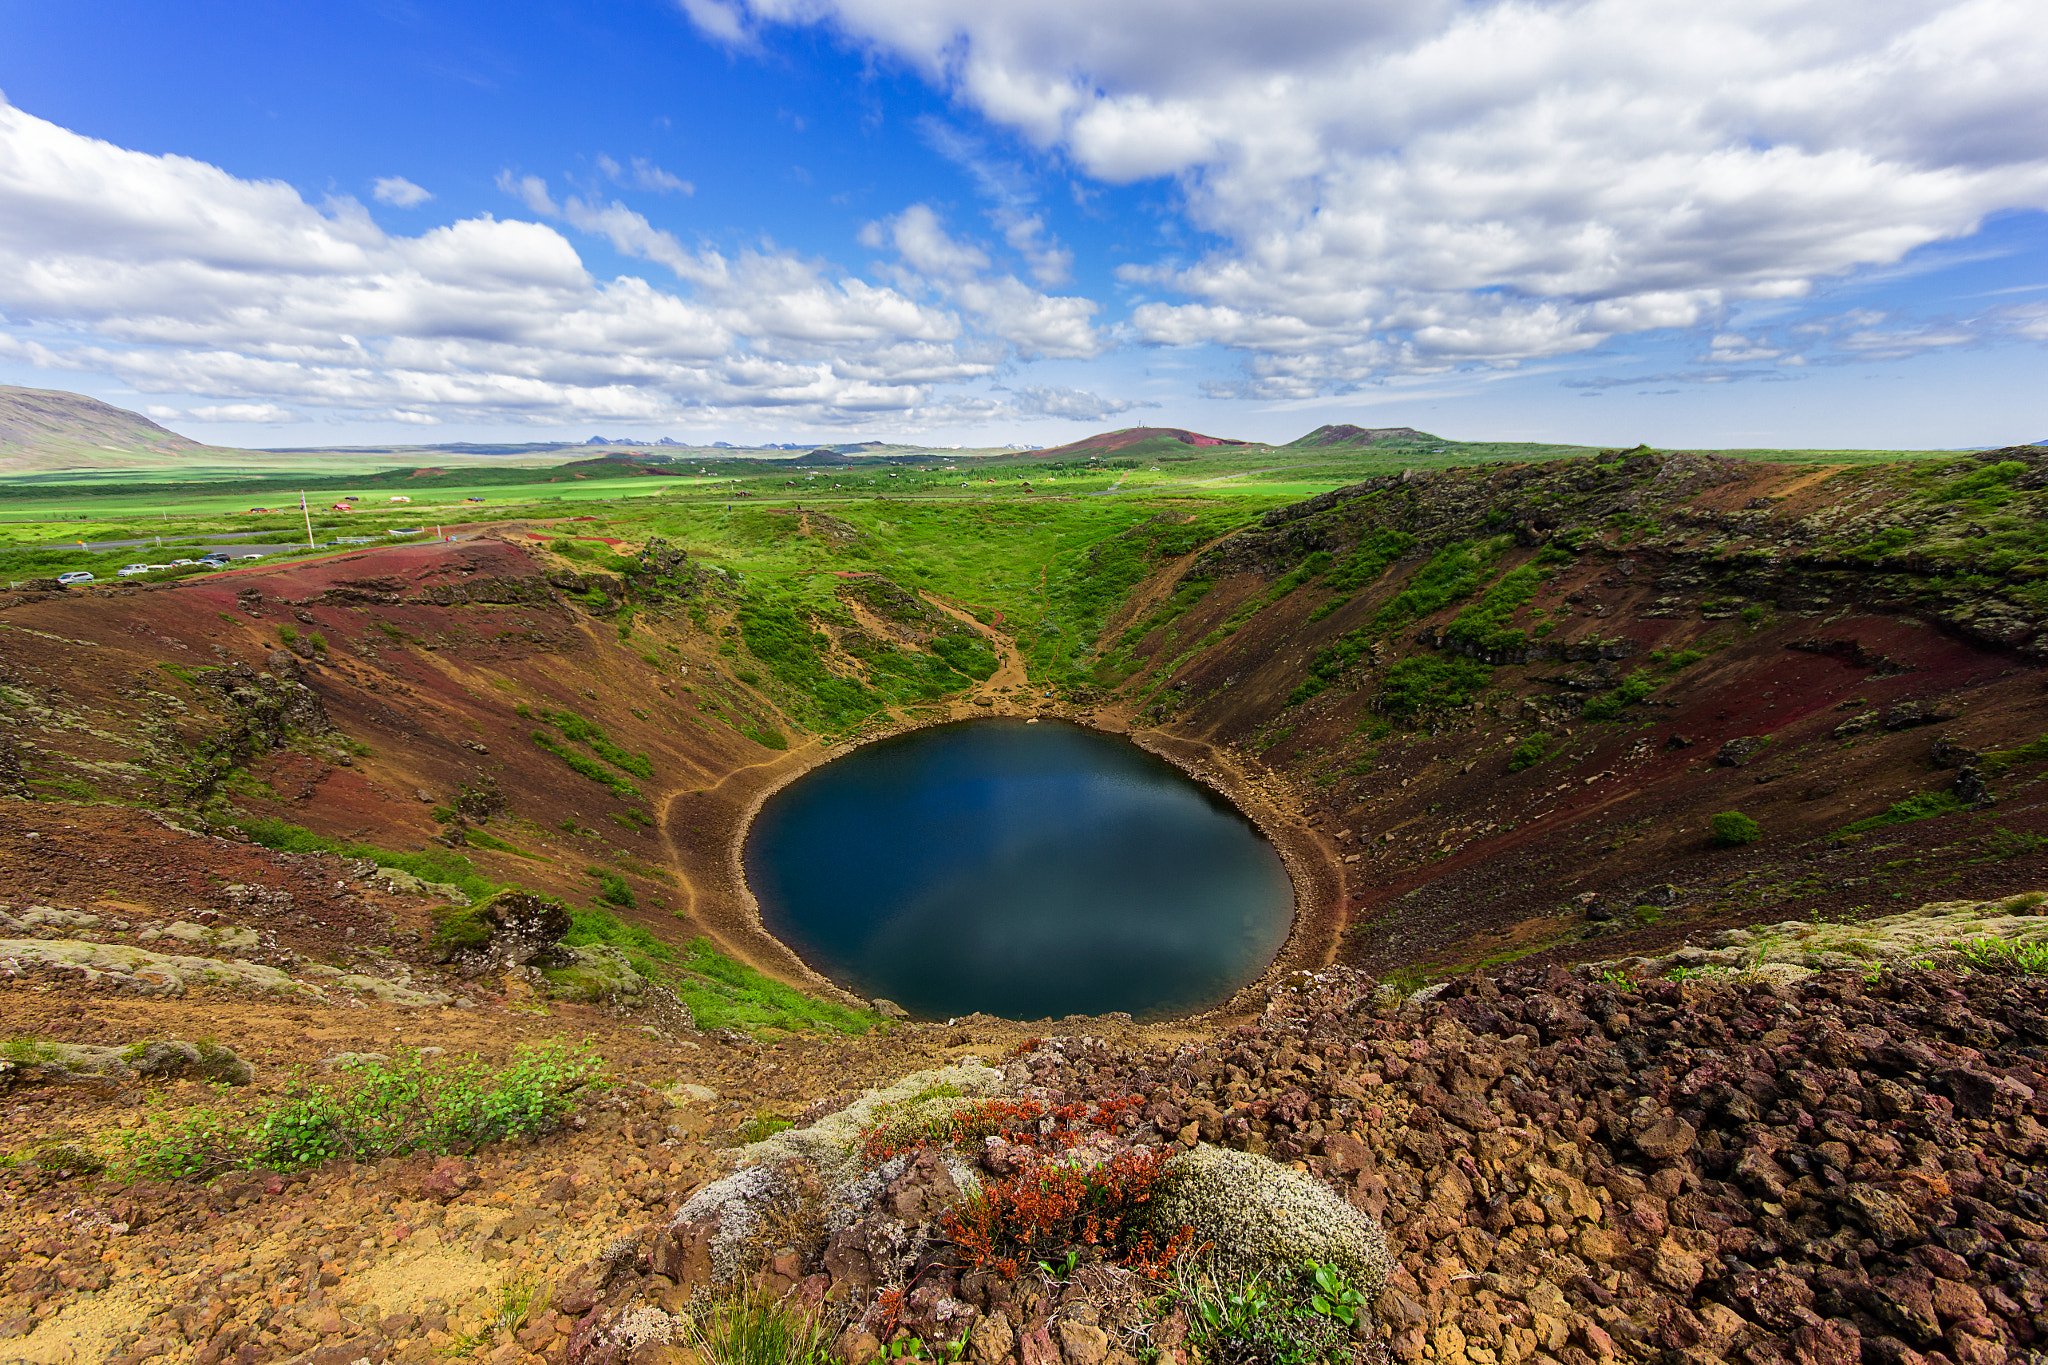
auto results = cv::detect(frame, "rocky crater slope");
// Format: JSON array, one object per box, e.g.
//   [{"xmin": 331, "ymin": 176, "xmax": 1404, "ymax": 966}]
[
  {"xmin": 1100, "ymin": 445, "xmax": 2048, "ymax": 979},
  {"xmin": 4, "ymin": 449, "xmax": 2048, "ymax": 1365}
]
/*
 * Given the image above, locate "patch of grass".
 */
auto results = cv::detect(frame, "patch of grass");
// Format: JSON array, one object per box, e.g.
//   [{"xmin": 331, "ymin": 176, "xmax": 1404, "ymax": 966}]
[
  {"xmin": 1, "ymin": 1037, "xmax": 58, "ymax": 1063},
  {"xmin": 680, "ymin": 1288, "xmax": 834, "ymax": 1365},
  {"xmin": 743, "ymin": 726, "xmax": 788, "ymax": 750},
  {"xmin": 1980, "ymin": 827, "xmax": 2048, "ymax": 860},
  {"xmin": 235, "ymin": 817, "xmax": 499, "ymax": 900},
  {"xmin": 1376, "ymin": 655, "xmax": 1492, "ymax": 719},
  {"xmin": 123, "ymin": 1044, "xmax": 604, "ymax": 1179},
  {"xmin": 1581, "ymin": 671, "xmax": 1655, "ymax": 722},
  {"xmin": 532, "ymin": 731, "xmax": 641, "ymax": 801},
  {"xmin": 1980, "ymin": 733, "xmax": 2048, "ymax": 777},
  {"xmin": 1439, "ymin": 544, "xmax": 1572, "ymax": 654},
  {"xmin": 675, "ymin": 937, "xmax": 879, "ymax": 1036},
  {"xmin": 543, "ymin": 709, "xmax": 654, "ymax": 778},
  {"xmin": 561, "ymin": 907, "xmax": 673, "ymax": 980},
  {"xmin": 1839, "ymin": 790, "xmax": 1968, "ymax": 837},
  {"xmin": 463, "ymin": 828, "xmax": 541, "ymax": 860},
  {"xmin": 1958, "ymin": 937, "xmax": 2048, "ymax": 975},
  {"xmin": 733, "ymin": 1112, "xmax": 795, "ymax": 1144},
  {"xmin": 1373, "ymin": 536, "xmax": 1512, "ymax": 635}
]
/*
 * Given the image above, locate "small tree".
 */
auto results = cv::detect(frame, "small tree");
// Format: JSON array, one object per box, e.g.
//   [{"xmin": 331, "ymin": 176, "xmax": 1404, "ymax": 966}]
[{"xmin": 1710, "ymin": 811, "xmax": 1762, "ymax": 847}]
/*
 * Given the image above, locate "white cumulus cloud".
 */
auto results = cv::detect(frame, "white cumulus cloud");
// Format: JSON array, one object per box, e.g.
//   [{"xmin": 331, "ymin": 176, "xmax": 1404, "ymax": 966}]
[
  {"xmin": 692, "ymin": 0, "xmax": 2048, "ymax": 393},
  {"xmin": 188, "ymin": 403, "xmax": 297, "ymax": 423},
  {"xmin": 371, "ymin": 176, "xmax": 433, "ymax": 208},
  {"xmin": 0, "ymin": 100, "xmax": 1089, "ymax": 431}
]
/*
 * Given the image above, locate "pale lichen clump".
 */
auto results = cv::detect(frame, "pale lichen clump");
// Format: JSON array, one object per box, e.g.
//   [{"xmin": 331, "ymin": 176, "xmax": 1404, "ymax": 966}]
[
  {"xmin": 669, "ymin": 1062, "xmax": 1006, "ymax": 1287},
  {"xmin": 1617, "ymin": 889, "xmax": 2048, "ymax": 983},
  {"xmin": 732, "ymin": 1061, "xmax": 1005, "ymax": 1185},
  {"xmin": 1149, "ymin": 1143, "xmax": 1394, "ymax": 1295}
]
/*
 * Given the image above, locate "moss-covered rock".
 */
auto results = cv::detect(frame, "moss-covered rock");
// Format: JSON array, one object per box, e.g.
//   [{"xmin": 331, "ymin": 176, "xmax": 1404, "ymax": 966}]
[
  {"xmin": 539, "ymin": 945, "xmax": 647, "ymax": 1004},
  {"xmin": 431, "ymin": 890, "xmax": 573, "ymax": 972}
]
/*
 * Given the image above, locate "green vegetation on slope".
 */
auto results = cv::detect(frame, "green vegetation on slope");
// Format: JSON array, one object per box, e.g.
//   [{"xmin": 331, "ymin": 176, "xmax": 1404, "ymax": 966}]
[{"xmin": 235, "ymin": 818, "xmax": 499, "ymax": 901}]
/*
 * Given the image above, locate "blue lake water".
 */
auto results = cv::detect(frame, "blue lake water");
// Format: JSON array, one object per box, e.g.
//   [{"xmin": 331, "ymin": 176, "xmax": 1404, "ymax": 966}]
[{"xmin": 743, "ymin": 719, "xmax": 1295, "ymax": 1020}]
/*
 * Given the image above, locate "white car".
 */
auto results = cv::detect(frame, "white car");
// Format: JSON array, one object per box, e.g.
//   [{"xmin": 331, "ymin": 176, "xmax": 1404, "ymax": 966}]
[
  {"xmin": 146, "ymin": 564, "xmax": 170, "ymax": 572},
  {"xmin": 237, "ymin": 553, "xmax": 265, "ymax": 560},
  {"xmin": 117, "ymin": 563, "xmax": 150, "ymax": 576},
  {"xmin": 169, "ymin": 558, "xmax": 196, "ymax": 567},
  {"xmin": 56, "ymin": 571, "xmax": 95, "ymax": 585}
]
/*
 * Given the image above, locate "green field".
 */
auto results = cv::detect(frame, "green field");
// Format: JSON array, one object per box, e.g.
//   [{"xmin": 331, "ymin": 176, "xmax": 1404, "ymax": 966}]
[{"xmin": 0, "ymin": 432, "xmax": 1982, "ymax": 596}]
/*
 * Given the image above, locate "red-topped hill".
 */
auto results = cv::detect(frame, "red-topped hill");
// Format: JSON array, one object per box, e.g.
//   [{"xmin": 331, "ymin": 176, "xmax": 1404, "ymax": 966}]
[{"xmin": 1030, "ymin": 427, "xmax": 1248, "ymax": 459}]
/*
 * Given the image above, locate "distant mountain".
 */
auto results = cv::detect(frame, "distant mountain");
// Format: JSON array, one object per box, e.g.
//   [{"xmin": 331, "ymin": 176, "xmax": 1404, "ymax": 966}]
[
  {"xmin": 1285, "ymin": 424, "xmax": 1441, "ymax": 448},
  {"xmin": 1031, "ymin": 427, "xmax": 1249, "ymax": 459},
  {"xmin": 0, "ymin": 383, "xmax": 213, "ymax": 457}
]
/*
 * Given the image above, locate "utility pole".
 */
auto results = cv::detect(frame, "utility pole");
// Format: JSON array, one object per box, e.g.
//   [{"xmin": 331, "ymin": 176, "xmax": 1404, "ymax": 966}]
[{"xmin": 300, "ymin": 491, "xmax": 314, "ymax": 549}]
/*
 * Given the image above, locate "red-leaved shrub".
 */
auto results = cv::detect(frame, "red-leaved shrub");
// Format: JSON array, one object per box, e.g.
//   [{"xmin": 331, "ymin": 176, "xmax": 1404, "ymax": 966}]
[{"xmin": 941, "ymin": 1145, "xmax": 1194, "ymax": 1280}]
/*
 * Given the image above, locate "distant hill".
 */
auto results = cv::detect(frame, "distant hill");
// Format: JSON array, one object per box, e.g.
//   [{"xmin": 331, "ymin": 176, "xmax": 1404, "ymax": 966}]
[
  {"xmin": 1031, "ymin": 427, "xmax": 1249, "ymax": 460},
  {"xmin": 0, "ymin": 383, "xmax": 214, "ymax": 458},
  {"xmin": 1285, "ymin": 424, "xmax": 1441, "ymax": 448}
]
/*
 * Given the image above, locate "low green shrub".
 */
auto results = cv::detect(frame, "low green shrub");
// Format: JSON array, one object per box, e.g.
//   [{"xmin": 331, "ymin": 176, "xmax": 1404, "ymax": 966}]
[
  {"xmin": 124, "ymin": 1044, "xmax": 604, "ymax": 1179},
  {"xmin": 1710, "ymin": 811, "xmax": 1762, "ymax": 847},
  {"xmin": 1375, "ymin": 656, "xmax": 1492, "ymax": 719},
  {"xmin": 1507, "ymin": 732, "xmax": 1554, "ymax": 772},
  {"xmin": 464, "ymin": 828, "xmax": 541, "ymax": 860},
  {"xmin": 593, "ymin": 871, "xmax": 636, "ymax": 909},
  {"xmin": 1581, "ymin": 671, "xmax": 1655, "ymax": 722}
]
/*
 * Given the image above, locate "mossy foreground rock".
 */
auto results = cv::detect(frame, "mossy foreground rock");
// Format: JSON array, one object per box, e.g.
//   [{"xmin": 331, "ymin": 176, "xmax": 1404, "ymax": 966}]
[
  {"xmin": 431, "ymin": 890, "xmax": 572, "ymax": 972},
  {"xmin": 1150, "ymin": 1143, "xmax": 1394, "ymax": 1295},
  {"xmin": 0, "ymin": 1039, "xmax": 253, "ymax": 1092},
  {"xmin": 540, "ymin": 944, "xmax": 648, "ymax": 1004}
]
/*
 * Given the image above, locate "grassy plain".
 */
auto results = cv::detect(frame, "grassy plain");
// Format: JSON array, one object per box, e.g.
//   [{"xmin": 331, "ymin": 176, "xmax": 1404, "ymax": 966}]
[{"xmin": 0, "ymin": 432, "xmax": 1983, "ymax": 619}]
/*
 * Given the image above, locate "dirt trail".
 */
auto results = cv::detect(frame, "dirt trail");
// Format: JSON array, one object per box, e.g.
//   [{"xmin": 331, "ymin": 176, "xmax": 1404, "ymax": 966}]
[
  {"xmin": 1097, "ymin": 528, "xmax": 1241, "ymax": 653},
  {"xmin": 916, "ymin": 590, "xmax": 1030, "ymax": 695}
]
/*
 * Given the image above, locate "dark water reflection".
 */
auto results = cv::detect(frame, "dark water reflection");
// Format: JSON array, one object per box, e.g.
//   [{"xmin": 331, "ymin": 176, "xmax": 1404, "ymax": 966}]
[{"xmin": 744, "ymin": 719, "xmax": 1294, "ymax": 1020}]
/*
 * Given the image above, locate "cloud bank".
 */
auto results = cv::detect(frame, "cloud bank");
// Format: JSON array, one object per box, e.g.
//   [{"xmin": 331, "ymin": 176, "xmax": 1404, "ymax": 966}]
[
  {"xmin": 690, "ymin": 0, "xmax": 2048, "ymax": 395},
  {"xmin": 0, "ymin": 100, "xmax": 1108, "ymax": 430}
]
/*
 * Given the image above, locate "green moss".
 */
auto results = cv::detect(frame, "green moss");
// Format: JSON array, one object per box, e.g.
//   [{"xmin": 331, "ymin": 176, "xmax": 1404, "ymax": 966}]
[
  {"xmin": 430, "ymin": 905, "xmax": 494, "ymax": 954},
  {"xmin": 1710, "ymin": 811, "xmax": 1763, "ymax": 847}
]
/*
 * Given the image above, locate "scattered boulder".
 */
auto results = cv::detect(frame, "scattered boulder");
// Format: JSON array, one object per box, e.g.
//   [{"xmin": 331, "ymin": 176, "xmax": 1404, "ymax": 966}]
[
  {"xmin": 1715, "ymin": 735, "xmax": 1771, "ymax": 767},
  {"xmin": 430, "ymin": 890, "xmax": 573, "ymax": 973}
]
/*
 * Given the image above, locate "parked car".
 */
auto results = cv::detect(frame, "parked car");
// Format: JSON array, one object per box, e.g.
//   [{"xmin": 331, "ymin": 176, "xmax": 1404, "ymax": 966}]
[
  {"xmin": 117, "ymin": 563, "xmax": 150, "ymax": 576},
  {"xmin": 237, "ymin": 553, "xmax": 264, "ymax": 560},
  {"xmin": 56, "ymin": 570, "xmax": 95, "ymax": 585},
  {"xmin": 146, "ymin": 564, "xmax": 170, "ymax": 572},
  {"xmin": 169, "ymin": 558, "xmax": 196, "ymax": 567},
  {"xmin": 198, "ymin": 556, "xmax": 230, "ymax": 568}
]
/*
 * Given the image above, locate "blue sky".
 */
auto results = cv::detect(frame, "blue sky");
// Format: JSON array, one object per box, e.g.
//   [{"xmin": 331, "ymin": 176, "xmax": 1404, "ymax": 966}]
[{"xmin": 0, "ymin": 0, "xmax": 2042, "ymax": 450}]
